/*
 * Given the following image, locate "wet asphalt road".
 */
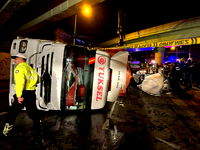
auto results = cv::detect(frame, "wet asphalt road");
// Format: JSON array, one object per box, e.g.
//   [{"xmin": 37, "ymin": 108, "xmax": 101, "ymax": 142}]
[
  {"xmin": 0, "ymin": 108, "xmax": 153, "ymax": 150},
  {"xmin": 0, "ymin": 86, "xmax": 154, "ymax": 150},
  {"xmin": 0, "ymin": 84, "xmax": 200, "ymax": 149}
]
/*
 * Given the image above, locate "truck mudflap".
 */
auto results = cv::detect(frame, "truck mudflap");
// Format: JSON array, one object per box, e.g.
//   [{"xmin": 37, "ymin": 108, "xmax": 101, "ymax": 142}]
[
  {"xmin": 107, "ymin": 51, "xmax": 129, "ymax": 102},
  {"xmin": 91, "ymin": 50, "xmax": 110, "ymax": 110}
]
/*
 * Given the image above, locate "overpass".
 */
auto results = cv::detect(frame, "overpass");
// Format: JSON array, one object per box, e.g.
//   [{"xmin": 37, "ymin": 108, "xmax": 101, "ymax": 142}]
[{"xmin": 100, "ymin": 16, "xmax": 200, "ymax": 49}]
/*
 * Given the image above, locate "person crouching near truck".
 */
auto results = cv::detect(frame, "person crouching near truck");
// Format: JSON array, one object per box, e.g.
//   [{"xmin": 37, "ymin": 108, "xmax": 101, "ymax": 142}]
[{"xmin": 2, "ymin": 53, "xmax": 42, "ymax": 140}]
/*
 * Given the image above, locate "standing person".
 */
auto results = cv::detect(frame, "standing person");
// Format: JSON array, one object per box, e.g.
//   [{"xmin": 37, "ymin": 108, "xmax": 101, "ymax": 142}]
[
  {"xmin": 184, "ymin": 59, "xmax": 193, "ymax": 90},
  {"xmin": 170, "ymin": 62, "xmax": 182, "ymax": 95},
  {"xmin": 2, "ymin": 53, "xmax": 41, "ymax": 138}
]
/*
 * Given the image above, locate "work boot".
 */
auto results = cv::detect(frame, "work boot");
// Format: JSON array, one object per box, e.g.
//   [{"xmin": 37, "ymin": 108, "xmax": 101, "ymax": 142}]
[{"xmin": 2, "ymin": 123, "xmax": 14, "ymax": 137}]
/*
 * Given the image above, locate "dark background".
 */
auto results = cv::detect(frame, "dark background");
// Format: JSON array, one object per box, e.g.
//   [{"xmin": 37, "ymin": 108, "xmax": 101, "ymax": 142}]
[{"xmin": 0, "ymin": 0, "xmax": 200, "ymax": 47}]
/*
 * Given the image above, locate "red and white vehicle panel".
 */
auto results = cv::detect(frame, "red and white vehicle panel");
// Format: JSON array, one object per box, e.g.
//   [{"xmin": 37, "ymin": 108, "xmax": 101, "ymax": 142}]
[
  {"xmin": 91, "ymin": 50, "xmax": 110, "ymax": 110},
  {"xmin": 107, "ymin": 51, "xmax": 129, "ymax": 102}
]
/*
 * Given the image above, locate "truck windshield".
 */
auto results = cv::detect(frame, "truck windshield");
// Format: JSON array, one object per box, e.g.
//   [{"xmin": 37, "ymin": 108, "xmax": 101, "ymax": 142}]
[{"xmin": 63, "ymin": 46, "xmax": 95, "ymax": 110}]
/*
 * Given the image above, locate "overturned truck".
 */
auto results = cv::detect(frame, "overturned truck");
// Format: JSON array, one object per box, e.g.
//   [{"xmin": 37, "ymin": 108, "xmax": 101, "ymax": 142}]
[{"xmin": 9, "ymin": 38, "xmax": 129, "ymax": 111}]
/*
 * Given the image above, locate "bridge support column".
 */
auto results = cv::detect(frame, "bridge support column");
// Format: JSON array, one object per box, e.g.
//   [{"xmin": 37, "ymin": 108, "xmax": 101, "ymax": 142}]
[{"xmin": 155, "ymin": 47, "xmax": 165, "ymax": 65}]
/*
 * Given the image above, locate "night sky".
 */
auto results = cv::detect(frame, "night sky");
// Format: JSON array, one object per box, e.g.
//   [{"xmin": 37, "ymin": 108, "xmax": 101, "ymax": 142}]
[{"xmin": 30, "ymin": 0, "xmax": 200, "ymax": 45}]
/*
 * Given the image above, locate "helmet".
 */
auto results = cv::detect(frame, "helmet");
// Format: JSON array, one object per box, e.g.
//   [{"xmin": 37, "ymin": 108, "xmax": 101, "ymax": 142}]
[{"xmin": 11, "ymin": 53, "xmax": 27, "ymax": 59}]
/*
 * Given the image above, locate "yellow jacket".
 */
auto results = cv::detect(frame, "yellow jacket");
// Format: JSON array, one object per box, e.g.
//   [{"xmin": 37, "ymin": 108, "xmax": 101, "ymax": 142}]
[{"xmin": 14, "ymin": 62, "xmax": 39, "ymax": 97}]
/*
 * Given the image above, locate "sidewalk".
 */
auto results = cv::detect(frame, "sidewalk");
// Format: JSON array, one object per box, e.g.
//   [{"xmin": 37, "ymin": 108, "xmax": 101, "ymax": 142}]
[
  {"xmin": 108, "ymin": 86, "xmax": 200, "ymax": 150},
  {"xmin": 143, "ymin": 93, "xmax": 200, "ymax": 150}
]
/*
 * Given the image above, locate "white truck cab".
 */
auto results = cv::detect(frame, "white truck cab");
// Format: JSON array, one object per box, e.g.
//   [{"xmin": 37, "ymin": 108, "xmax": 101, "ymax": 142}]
[{"xmin": 9, "ymin": 38, "xmax": 129, "ymax": 111}]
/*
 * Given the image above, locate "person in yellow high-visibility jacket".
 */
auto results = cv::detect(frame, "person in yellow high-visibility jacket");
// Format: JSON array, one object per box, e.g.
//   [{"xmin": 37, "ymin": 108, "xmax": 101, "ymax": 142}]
[{"xmin": 2, "ymin": 53, "xmax": 41, "ymax": 139}]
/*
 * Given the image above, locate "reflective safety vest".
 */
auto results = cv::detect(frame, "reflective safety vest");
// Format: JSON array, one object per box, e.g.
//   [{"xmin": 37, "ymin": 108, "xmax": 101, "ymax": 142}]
[{"xmin": 14, "ymin": 62, "xmax": 39, "ymax": 98}]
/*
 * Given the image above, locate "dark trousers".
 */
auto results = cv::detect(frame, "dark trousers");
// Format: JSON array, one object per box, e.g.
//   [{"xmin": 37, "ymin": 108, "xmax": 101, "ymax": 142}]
[
  {"xmin": 170, "ymin": 77, "xmax": 182, "ymax": 94},
  {"xmin": 6, "ymin": 90, "xmax": 41, "ymax": 130}
]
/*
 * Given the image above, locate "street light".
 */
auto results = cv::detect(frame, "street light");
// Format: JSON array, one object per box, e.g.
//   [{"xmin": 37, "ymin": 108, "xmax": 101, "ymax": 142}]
[
  {"xmin": 81, "ymin": 4, "xmax": 92, "ymax": 18},
  {"xmin": 73, "ymin": 3, "xmax": 92, "ymax": 45}
]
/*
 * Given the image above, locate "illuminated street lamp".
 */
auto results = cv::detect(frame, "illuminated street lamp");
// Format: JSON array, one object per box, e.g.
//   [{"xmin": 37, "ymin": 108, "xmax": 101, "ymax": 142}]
[
  {"xmin": 81, "ymin": 4, "xmax": 92, "ymax": 18},
  {"xmin": 73, "ymin": 4, "xmax": 92, "ymax": 45}
]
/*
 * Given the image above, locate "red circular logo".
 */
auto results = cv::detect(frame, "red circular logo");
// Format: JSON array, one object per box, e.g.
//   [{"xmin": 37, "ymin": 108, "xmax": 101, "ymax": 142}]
[{"xmin": 98, "ymin": 56, "xmax": 106, "ymax": 65}]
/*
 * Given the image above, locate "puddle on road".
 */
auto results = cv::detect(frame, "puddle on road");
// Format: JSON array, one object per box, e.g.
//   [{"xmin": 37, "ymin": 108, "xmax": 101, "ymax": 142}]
[
  {"xmin": 41, "ymin": 112, "xmax": 126, "ymax": 150},
  {"xmin": 0, "ymin": 110, "xmax": 153, "ymax": 150}
]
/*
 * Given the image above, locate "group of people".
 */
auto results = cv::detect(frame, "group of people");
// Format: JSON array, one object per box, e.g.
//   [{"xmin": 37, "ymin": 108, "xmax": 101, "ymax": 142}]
[
  {"xmin": 130, "ymin": 57, "xmax": 200, "ymax": 98},
  {"xmin": 163, "ymin": 58, "xmax": 200, "ymax": 97}
]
